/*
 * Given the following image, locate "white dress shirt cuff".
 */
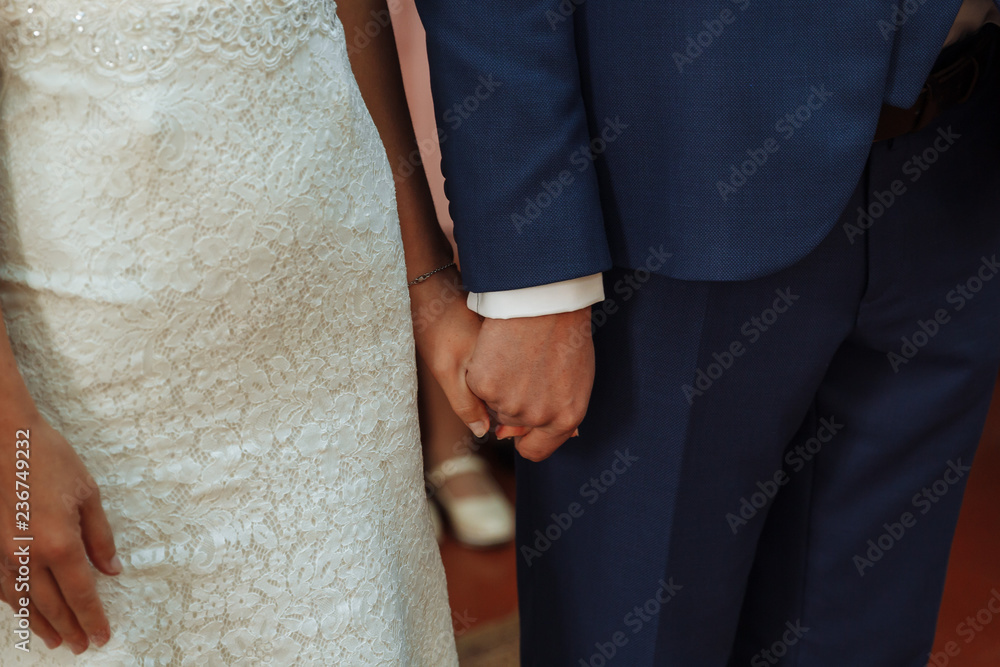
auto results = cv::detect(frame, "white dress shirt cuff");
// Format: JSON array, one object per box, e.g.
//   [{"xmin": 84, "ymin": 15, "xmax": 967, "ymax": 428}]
[{"xmin": 466, "ymin": 273, "xmax": 606, "ymax": 319}]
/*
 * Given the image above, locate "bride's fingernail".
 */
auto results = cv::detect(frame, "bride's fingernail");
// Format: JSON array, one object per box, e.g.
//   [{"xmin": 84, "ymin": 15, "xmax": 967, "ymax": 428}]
[
  {"xmin": 43, "ymin": 636, "xmax": 60, "ymax": 650},
  {"xmin": 467, "ymin": 421, "xmax": 488, "ymax": 438},
  {"xmin": 90, "ymin": 631, "xmax": 110, "ymax": 648},
  {"xmin": 108, "ymin": 554, "xmax": 123, "ymax": 574}
]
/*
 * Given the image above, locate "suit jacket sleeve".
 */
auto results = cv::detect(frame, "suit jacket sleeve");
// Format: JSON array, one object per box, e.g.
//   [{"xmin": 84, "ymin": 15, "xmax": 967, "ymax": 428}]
[{"xmin": 414, "ymin": 0, "xmax": 614, "ymax": 293}]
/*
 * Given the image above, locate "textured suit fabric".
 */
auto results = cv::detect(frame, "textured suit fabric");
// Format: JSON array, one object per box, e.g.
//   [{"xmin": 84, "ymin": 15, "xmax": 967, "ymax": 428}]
[
  {"xmin": 514, "ymin": 34, "xmax": 1000, "ymax": 666},
  {"xmin": 414, "ymin": 0, "xmax": 995, "ymax": 292}
]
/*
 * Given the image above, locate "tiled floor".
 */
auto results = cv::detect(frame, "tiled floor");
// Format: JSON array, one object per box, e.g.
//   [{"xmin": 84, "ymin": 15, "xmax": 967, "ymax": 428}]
[{"xmin": 441, "ymin": 382, "xmax": 1000, "ymax": 664}]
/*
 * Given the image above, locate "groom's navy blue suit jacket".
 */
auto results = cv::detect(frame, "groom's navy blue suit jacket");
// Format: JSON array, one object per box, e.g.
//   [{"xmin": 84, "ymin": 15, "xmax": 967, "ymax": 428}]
[{"xmin": 415, "ymin": 0, "xmax": 988, "ymax": 292}]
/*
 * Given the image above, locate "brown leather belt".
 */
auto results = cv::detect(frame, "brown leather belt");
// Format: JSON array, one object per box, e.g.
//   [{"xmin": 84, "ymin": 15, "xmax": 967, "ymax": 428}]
[{"xmin": 873, "ymin": 23, "xmax": 998, "ymax": 143}]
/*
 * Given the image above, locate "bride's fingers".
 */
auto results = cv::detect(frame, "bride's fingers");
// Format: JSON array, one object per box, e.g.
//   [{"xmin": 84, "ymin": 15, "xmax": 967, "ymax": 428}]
[
  {"xmin": 51, "ymin": 554, "xmax": 111, "ymax": 649},
  {"xmin": 504, "ymin": 426, "xmax": 579, "ymax": 441},
  {"xmin": 27, "ymin": 599, "xmax": 63, "ymax": 650},
  {"xmin": 0, "ymin": 569, "xmax": 59, "ymax": 650},
  {"xmin": 442, "ymin": 370, "xmax": 491, "ymax": 438},
  {"xmin": 486, "ymin": 402, "xmax": 528, "ymax": 438},
  {"xmin": 4, "ymin": 576, "xmax": 65, "ymax": 652},
  {"xmin": 31, "ymin": 566, "xmax": 89, "ymax": 654},
  {"xmin": 79, "ymin": 492, "xmax": 121, "ymax": 577},
  {"xmin": 0, "ymin": 544, "xmax": 60, "ymax": 649},
  {"xmin": 495, "ymin": 424, "xmax": 529, "ymax": 440}
]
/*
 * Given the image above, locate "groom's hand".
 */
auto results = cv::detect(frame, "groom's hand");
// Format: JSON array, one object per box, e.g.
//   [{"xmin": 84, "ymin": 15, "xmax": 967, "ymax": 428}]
[{"xmin": 467, "ymin": 307, "xmax": 595, "ymax": 462}]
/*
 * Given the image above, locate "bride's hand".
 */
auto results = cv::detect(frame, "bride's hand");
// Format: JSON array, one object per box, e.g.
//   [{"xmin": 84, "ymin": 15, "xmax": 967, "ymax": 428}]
[
  {"xmin": 409, "ymin": 265, "xmax": 496, "ymax": 438},
  {"xmin": 0, "ymin": 402, "xmax": 120, "ymax": 654}
]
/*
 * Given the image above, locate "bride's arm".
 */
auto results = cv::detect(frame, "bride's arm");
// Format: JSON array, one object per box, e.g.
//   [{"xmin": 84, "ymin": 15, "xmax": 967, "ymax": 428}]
[
  {"xmin": 0, "ymin": 310, "xmax": 119, "ymax": 653},
  {"xmin": 336, "ymin": 0, "xmax": 494, "ymax": 438},
  {"xmin": 336, "ymin": 1, "xmax": 453, "ymax": 286}
]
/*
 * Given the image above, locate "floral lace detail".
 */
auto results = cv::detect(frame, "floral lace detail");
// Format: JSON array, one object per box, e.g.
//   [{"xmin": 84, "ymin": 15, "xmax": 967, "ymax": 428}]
[
  {"xmin": 0, "ymin": 1, "xmax": 457, "ymax": 665},
  {"xmin": 0, "ymin": 0, "xmax": 339, "ymax": 82}
]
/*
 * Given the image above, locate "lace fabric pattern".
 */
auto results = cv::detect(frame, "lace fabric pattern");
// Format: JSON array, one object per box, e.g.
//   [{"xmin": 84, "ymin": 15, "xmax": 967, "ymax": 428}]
[{"xmin": 0, "ymin": 1, "xmax": 457, "ymax": 664}]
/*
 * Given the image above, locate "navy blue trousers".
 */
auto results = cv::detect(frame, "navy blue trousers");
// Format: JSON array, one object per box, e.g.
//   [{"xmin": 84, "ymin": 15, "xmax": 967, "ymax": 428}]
[{"xmin": 516, "ymin": 37, "xmax": 1000, "ymax": 667}]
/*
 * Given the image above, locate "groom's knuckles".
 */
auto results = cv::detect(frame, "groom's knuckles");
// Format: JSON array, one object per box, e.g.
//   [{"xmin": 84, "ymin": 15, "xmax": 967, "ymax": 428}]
[
  {"xmin": 465, "ymin": 364, "xmax": 501, "ymax": 401},
  {"xmin": 527, "ymin": 403, "xmax": 584, "ymax": 435},
  {"xmin": 515, "ymin": 440, "xmax": 553, "ymax": 462},
  {"xmin": 517, "ymin": 442, "xmax": 562, "ymax": 462},
  {"xmin": 502, "ymin": 402, "xmax": 574, "ymax": 432},
  {"xmin": 515, "ymin": 429, "xmax": 569, "ymax": 462}
]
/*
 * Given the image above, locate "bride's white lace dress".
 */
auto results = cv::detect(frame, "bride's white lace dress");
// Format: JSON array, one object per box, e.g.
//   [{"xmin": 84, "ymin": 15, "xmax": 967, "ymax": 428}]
[{"xmin": 0, "ymin": 1, "xmax": 457, "ymax": 664}]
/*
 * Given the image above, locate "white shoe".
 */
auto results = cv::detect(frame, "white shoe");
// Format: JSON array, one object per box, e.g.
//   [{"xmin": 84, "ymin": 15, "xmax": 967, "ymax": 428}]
[{"xmin": 426, "ymin": 454, "xmax": 515, "ymax": 548}]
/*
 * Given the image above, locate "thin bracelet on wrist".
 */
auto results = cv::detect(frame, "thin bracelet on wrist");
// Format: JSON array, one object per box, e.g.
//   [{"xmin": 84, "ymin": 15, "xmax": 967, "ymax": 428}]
[{"xmin": 407, "ymin": 261, "xmax": 456, "ymax": 287}]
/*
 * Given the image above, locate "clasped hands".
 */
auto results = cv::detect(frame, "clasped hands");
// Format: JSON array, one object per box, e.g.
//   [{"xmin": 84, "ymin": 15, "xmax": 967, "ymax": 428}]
[{"xmin": 411, "ymin": 266, "xmax": 595, "ymax": 462}]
